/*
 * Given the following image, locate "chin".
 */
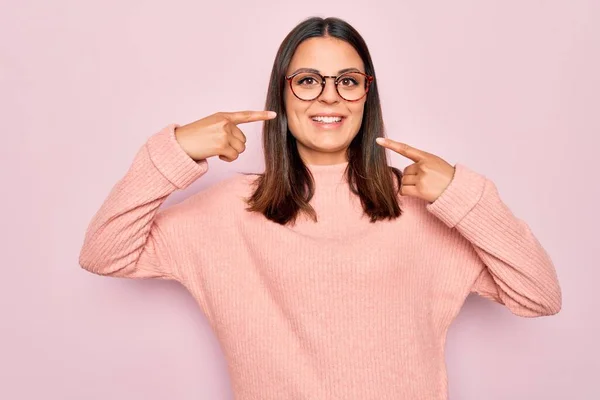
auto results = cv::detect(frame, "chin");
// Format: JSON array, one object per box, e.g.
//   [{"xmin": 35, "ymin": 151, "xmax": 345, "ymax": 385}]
[
  {"xmin": 299, "ymin": 141, "xmax": 351, "ymax": 160},
  {"xmin": 307, "ymin": 135, "xmax": 349, "ymax": 151},
  {"xmin": 290, "ymin": 120, "xmax": 359, "ymax": 157}
]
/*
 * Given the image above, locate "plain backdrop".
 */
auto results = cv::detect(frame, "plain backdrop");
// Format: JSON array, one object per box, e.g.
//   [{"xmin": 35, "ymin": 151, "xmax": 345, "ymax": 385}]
[{"xmin": 2, "ymin": 0, "xmax": 599, "ymax": 399}]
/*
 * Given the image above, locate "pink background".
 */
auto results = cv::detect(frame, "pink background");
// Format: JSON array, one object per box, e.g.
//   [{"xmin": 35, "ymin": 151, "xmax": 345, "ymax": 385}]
[{"xmin": 2, "ymin": 1, "xmax": 598, "ymax": 399}]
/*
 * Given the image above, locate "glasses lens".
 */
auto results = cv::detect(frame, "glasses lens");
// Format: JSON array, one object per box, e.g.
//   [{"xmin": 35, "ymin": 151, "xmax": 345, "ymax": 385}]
[
  {"xmin": 336, "ymin": 72, "xmax": 367, "ymax": 101},
  {"xmin": 291, "ymin": 72, "xmax": 323, "ymax": 100}
]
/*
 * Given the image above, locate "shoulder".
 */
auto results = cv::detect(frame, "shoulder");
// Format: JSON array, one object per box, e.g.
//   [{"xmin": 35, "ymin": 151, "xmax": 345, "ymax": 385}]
[
  {"xmin": 398, "ymin": 193, "xmax": 466, "ymax": 247},
  {"xmin": 395, "ymin": 165, "xmax": 486, "ymax": 264},
  {"xmin": 198, "ymin": 172, "xmax": 259, "ymax": 203},
  {"xmin": 156, "ymin": 172, "xmax": 260, "ymax": 227}
]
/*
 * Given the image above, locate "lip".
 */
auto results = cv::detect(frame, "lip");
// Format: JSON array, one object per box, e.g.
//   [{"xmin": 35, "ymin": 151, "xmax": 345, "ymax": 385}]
[{"xmin": 310, "ymin": 113, "xmax": 347, "ymax": 118}]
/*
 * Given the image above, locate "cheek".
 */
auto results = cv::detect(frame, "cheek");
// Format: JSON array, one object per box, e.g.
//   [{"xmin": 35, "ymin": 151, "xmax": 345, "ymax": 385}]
[
  {"xmin": 284, "ymin": 85, "xmax": 293, "ymax": 110},
  {"xmin": 284, "ymin": 90, "xmax": 308, "ymax": 131},
  {"xmin": 349, "ymin": 102, "xmax": 366, "ymax": 127}
]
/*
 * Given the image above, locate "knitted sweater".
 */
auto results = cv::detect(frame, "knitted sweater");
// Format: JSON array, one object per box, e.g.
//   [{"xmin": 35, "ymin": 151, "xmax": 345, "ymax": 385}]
[{"xmin": 79, "ymin": 123, "xmax": 562, "ymax": 400}]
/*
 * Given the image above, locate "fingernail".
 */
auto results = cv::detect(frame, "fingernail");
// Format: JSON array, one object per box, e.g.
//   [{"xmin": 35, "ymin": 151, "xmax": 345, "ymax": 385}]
[
  {"xmin": 268, "ymin": 111, "xmax": 277, "ymax": 118},
  {"xmin": 376, "ymin": 137, "xmax": 385, "ymax": 144}
]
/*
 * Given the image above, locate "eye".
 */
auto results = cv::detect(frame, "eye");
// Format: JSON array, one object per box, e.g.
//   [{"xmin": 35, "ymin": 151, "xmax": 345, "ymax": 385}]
[
  {"xmin": 298, "ymin": 77, "xmax": 317, "ymax": 85},
  {"xmin": 339, "ymin": 77, "xmax": 358, "ymax": 87},
  {"xmin": 292, "ymin": 72, "xmax": 322, "ymax": 87}
]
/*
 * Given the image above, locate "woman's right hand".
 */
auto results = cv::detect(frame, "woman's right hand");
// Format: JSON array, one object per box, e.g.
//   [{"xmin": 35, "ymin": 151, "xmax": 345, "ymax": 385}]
[{"xmin": 174, "ymin": 110, "xmax": 277, "ymax": 162}]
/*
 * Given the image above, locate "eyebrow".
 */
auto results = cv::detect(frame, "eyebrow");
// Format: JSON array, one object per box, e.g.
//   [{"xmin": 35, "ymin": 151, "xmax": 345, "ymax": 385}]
[{"xmin": 289, "ymin": 67, "xmax": 363, "ymax": 75}]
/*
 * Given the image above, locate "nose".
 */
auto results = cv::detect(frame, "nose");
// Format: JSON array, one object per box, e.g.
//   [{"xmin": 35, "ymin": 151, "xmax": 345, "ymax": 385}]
[{"xmin": 318, "ymin": 77, "xmax": 340, "ymax": 104}]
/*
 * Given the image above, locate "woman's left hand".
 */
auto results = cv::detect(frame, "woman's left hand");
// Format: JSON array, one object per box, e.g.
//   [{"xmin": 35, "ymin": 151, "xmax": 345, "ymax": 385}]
[{"xmin": 376, "ymin": 137, "xmax": 456, "ymax": 203}]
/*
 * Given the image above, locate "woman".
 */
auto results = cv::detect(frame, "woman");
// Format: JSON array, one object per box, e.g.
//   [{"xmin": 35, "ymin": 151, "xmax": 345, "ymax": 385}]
[{"xmin": 79, "ymin": 16, "xmax": 561, "ymax": 400}]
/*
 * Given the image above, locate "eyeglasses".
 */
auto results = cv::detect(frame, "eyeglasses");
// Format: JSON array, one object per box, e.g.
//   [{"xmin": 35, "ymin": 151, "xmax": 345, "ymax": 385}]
[{"xmin": 285, "ymin": 70, "xmax": 374, "ymax": 102}]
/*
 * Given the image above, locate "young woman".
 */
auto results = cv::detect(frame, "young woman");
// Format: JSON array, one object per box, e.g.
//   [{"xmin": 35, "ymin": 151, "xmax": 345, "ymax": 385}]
[{"xmin": 79, "ymin": 16, "xmax": 561, "ymax": 400}]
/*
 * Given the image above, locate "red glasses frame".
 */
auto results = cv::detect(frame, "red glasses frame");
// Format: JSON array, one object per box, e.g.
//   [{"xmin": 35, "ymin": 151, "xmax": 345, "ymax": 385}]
[{"xmin": 285, "ymin": 70, "xmax": 374, "ymax": 102}]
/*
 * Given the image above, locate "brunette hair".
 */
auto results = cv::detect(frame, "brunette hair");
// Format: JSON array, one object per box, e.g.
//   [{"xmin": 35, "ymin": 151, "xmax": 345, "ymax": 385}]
[{"xmin": 246, "ymin": 16, "xmax": 403, "ymax": 225}]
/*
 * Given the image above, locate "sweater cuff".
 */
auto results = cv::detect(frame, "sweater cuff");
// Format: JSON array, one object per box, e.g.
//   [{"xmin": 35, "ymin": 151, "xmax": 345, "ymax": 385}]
[
  {"xmin": 426, "ymin": 163, "xmax": 487, "ymax": 228},
  {"xmin": 145, "ymin": 123, "xmax": 209, "ymax": 189}
]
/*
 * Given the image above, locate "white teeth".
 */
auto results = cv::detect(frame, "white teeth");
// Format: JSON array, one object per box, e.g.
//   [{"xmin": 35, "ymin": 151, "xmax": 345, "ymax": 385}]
[{"xmin": 312, "ymin": 116, "xmax": 342, "ymax": 123}]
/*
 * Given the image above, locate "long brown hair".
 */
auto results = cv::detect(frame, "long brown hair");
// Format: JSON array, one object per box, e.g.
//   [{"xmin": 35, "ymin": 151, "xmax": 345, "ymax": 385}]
[{"xmin": 246, "ymin": 16, "xmax": 403, "ymax": 225}]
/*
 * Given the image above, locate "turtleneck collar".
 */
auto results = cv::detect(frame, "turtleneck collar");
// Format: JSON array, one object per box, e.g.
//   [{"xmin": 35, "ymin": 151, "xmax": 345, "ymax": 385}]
[
  {"xmin": 305, "ymin": 161, "xmax": 350, "ymax": 186},
  {"xmin": 291, "ymin": 160, "xmax": 370, "ymax": 238}
]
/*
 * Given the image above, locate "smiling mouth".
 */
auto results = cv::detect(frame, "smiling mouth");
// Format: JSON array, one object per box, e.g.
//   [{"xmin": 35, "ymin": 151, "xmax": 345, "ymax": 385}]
[{"xmin": 311, "ymin": 116, "xmax": 345, "ymax": 124}]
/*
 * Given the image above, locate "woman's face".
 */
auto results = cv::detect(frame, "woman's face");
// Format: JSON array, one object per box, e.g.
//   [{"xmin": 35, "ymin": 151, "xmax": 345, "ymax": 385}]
[{"xmin": 285, "ymin": 36, "xmax": 367, "ymax": 165}]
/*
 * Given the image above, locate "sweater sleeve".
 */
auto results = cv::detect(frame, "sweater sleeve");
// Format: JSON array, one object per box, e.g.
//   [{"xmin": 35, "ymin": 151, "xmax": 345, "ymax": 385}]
[
  {"xmin": 78, "ymin": 123, "xmax": 208, "ymax": 282},
  {"xmin": 426, "ymin": 163, "xmax": 562, "ymax": 317}
]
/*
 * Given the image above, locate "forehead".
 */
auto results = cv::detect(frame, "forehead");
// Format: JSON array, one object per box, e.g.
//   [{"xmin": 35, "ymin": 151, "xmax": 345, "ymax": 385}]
[{"xmin": 288, "ymin": 36, "xmax": 365, "ymax": 74}]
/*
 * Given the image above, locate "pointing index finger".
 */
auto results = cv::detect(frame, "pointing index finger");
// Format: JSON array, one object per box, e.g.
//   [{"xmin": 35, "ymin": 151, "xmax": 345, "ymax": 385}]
[
  {"xmin": 223, "ymin": 110, "xmax": 277, "ymax": 125},
  {"xmin": 376, "ymin": 138, "xmax": 427, "ymax": 162}
]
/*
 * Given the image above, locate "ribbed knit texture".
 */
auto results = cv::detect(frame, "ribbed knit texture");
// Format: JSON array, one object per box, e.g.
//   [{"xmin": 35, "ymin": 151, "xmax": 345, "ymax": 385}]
[{"xmin": 79, "ymin": 124, "xmax": 562, "ymax": 400}]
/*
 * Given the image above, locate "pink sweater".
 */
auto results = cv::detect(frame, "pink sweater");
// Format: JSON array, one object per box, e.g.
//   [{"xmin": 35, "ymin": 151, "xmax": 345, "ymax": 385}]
[{"xmin": 79, "ymin": 123, "xmax": 562, "ymax": 400}]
